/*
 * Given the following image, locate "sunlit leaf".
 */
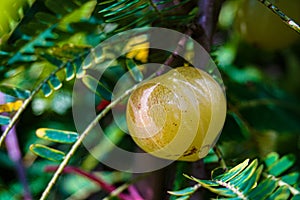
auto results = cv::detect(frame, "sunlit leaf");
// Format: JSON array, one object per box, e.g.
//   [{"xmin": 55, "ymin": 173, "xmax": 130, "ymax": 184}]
[
  {"xmin": 230, "ymin": 160, "xmax": 258, "ymax": 187},
  {"xmin": 30, "ymin": 144, "xmax": 65, "ymax": 162},
  {"xmin": 213, "ymin": 159, "xmax": 249, "ymax": 182},
  {"xmin": 0, "ymin": 100, "xmax": 23, "ymax": 113},
  {"xmin": 36, "ymin": 128, "xmax": 78, "ymax": 144},
  {"xmin": 168, "ymin": 186, "xmax": 198, "ymax": 196}
]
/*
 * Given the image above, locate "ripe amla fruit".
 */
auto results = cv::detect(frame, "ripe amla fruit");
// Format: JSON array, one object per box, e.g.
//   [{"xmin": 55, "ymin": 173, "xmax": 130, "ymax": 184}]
[
  {"xmin": 235, "ymin": 0, "xmax": 300, "ymax": 50},
  {"xmin": 126, "ymin": 67, "xmax": 226, "ymax": 161}
]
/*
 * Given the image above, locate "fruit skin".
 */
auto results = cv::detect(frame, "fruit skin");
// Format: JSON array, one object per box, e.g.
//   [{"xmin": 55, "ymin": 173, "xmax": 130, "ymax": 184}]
[
  {"xmin": 235, "ymin": 0, "xmax": 300, "ymax": 50},
  {"xmin": 126, "ymin": 67, "xmax": 226, "ymax": 161}
]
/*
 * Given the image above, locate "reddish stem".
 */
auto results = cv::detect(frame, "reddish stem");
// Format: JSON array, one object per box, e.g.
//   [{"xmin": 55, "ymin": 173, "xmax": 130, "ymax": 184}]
[
  {"xmin": 96, "ymin": 100, "xmax": 111, "ymax": 111},
  {"xmin": 45, "ymin": 166, "xmax": 132, "ymax": 200}
]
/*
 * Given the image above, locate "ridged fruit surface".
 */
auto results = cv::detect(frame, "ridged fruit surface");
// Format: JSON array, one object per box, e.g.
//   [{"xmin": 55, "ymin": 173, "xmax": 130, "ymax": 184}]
[{"xmin": 126, "ymin": 67, "xmax": 226, "ymax": 161}]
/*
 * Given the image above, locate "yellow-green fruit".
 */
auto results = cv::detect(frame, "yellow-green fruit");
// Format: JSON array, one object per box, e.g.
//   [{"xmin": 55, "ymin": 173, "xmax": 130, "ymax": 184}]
[
  {"xmin": 235, "ymin": 0, "xmax": 300, "ymax": 50},
  {"xmin": 126, "ymin": 67, "xmax": 226, "ymax": 161}
]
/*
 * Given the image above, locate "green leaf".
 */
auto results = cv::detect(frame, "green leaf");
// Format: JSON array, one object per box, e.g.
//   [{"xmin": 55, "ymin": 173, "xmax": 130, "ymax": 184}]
[
  {"xmin": 247, "ymin": 178, "xmax": 277, "ymax": 200},
  {"xmin": 0, "ymin": 85, "xmax": 30, "ymax": 99},
  {"xmin": 36, "ymin": 128, "xmax": 78, "ymax": 144},
  {"xmin": 65, "ymin": 62, "xmax": 75, "ymax": 81},
  {"xmin": 30, "ymin": 144, "xmax": 65, "ymax": 162},
  {"xmin": 8, "ymin": 26, "xmax": 57, "ymax": 65},
  {"xmin": 0, "ymin": 115, "xmax": 11, "ymax": 125},
  {"xmin": 240, "ymin": 165, "xmax": 263, "ymax": 193},
  {"xmin": 41, "ymin": 82, "xmax": 53, "ymax": 97},
  {"xmin": 292, "ymin": 195, "xmax": 300, "ymax": 200},
  {"xmin": 49, "ymin": 75, "xmax": 62, "ymax": 90},
  {"xmin": 183, "ymin": 175, "xmax": 219, "ymax": 187},
  {"xmin": 213, "ymin": 159, "xmax": 249, "ymax": 182},
  {"xmin": 228, "ymin": 111, "xmax": 250, "ymax": 138},
  {"xmin": 168, "ymin": 186, "xmax": 198, "ymax": 196},
  {"xmin": 126, "ymin": 59, "xmax": 143, "ymax": 82},
  {"xmin": 266, "ymin": 186, "xmax": 290, "ymax": 200},
  {"xmin": 229, "ymin": 160, "xmax": 258, "ymax": 187},
  {"xmin": 175, "ymin": 196, "xmax": 190, "ymax": 200},
  {"xmin": 103, "ymin": 0, "xmax": 141, "ymax": 16},
  {"xmin": 57, "ymin": 1, "xmax": 97, "ymax": 31},
  {"xmin": 206, "ymin": 186, "xmax": 237, "ymax": 197},
  {"xmin": 281, "ymin": 172, "xmax": 300, "ymax": 185},
  {"xmin": 99, "ymin": 0, "xmax": 130, "ymax": 13},
  {"xmin": 267, "ymin": 154, "xmax": 295, "ymax": 177},
  {"xmin": 264, "ymin": 152, "xmax": 280, "ymax": 168},
  {"xmin": 104, "ymin": 4, "xmax": 148, "ymax": 23},
  {"xmin": 81, "ymin": 75, "xmax": 112, "ymax": 100},
  {"xmin": 41, "ymin": 53, "xmax": 64, "ymax": 67}
]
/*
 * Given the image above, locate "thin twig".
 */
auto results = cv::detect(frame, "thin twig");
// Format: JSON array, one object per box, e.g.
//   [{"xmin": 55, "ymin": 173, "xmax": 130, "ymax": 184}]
[
  {"xmin": 0, "ymin": 93, "xmax": 32, "ymax": 200},
  {"xmin": 213, "ymin": 145, "xmax": 227, "ymax": 171},
  {"xmin": 40, "ymin": 29, "xmax": 193, "ymax": 200},
  {"xmin": 257, "ymin": 0, "xmax": 300, "ymax": 34},
  {"xmin": 39, "ymin": 83, "xmax": 138, "ymax": 200},
  {"xmin": 0, "ymin": 63, "xmax": 65, "ymax": 147}
]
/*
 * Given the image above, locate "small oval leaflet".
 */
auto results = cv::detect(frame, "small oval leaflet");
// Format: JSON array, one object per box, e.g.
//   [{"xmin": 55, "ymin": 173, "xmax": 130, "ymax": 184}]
[
  {"xmin": 49, "ymin": 75, "xmax": 62, "ymax": 90},
  {"xmin": 0, "ymin": 100, "xmax": 23, "ymax": 113},
  {"xmin": 82, "ymin": 74, "xmax": 112, "ymax": 100},
  {"xmin": 168, "ymin": 186, "xmax": 198, "ymax": 196},
  {"xmin": 41, "ymin": 82, "xmax": 53, "ymax": 97},
  {"xmin": 65, "ymin": 62, "xmax": 75, "ymax": 81},
  {"xmin": 36, "ymin": 128, "xmax": 78, "ymax": 144},
  {"xmin": 0, "ymin": 85, "xmax": 30, "ymax": 99},
  {"xmin": 0, "ymin": 115, "xmax": 11, "ymax": 125},
  {"xmin": 126, "ymin": 59, "xmax": 143, "ymax": 82},
  {"xmin": 30, "ymin": 144, "xmax": 65, "ymax": 162}
]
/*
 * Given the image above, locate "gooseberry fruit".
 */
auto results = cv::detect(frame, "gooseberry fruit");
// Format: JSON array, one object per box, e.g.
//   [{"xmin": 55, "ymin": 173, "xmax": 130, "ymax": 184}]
[
  {"xmin": 235, "ymin": 0, "xmax": 300, "ymax": 50},
  {"xmin": 126, "ymin": 67, "xmax": 226, "ymax": 161}
]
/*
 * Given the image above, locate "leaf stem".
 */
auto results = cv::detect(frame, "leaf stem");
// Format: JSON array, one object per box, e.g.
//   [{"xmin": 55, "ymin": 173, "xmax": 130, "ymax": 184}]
[
  {"xmin": 263, "ymin": 173, "xmax": 300, "ymax": 195},
  {"xmin": 39, "ymin": 83, "xmax": 138, "ymax": 200},
  {"xmin": 39, "ymin": 29, "xmax": 192, "ymax": 200},
  {"xmin": 257, "ymin": 0, "xmax": 300, "ymax": 34},
  {"xmin": 213, "ymin": 145, "xmax": 227, "ymax": 171},
  {"xmin": 0, "ymin": 63, "xmax": 65, "ymax": 147}
]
